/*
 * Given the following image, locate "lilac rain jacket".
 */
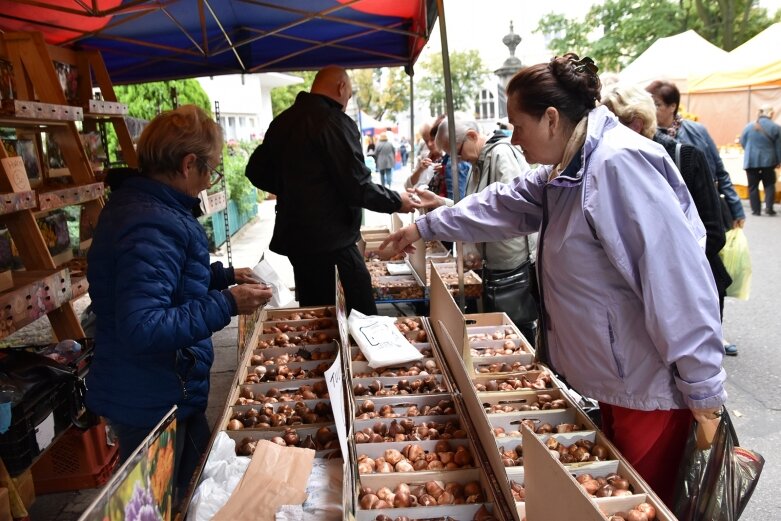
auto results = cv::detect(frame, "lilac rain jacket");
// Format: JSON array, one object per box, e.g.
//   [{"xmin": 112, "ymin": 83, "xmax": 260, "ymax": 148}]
[{"xmin": 417, "ymin": 106, "xmax": 726, "ymax": 411}]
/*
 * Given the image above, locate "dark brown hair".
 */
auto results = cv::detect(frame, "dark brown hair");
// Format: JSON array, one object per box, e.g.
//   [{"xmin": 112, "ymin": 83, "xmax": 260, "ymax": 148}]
[
  {"xmin": 645, "ymin": 80, "xmax": 680, "ymax": 113},
  {"xmin": 428, "ymin": 113, "xmax": 446, "ymax": 140},
  {"xmin": 506, "ymin": 53, "xmax": 601, "ymax": 124}
]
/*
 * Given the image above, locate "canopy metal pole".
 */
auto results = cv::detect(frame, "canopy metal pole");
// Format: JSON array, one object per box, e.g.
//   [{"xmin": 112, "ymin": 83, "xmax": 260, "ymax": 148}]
[
  {"xmin": 436, "ymin": 0, "xmax": 465, "ymax": 310},
  {"xmin": 409, "ymin": 69, "xmax": 415, "ymax": 163}
]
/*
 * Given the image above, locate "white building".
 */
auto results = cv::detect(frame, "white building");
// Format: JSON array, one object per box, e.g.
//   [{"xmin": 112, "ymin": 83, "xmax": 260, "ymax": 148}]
[{"xmin": 196, "ymin": 72, "xmax": 302, "ymax": 142}]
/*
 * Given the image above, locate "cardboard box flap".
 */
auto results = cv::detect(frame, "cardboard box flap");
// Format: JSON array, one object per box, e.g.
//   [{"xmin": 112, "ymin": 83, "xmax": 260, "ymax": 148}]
[{"xmin": 522, "ymin": 425, "xmax": 605, "ymax": 521}]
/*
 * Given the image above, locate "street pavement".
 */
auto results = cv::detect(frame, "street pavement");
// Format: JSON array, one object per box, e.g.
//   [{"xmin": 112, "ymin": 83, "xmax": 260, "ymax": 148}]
[{"xmin": 717, "ymin": 205, "xmax": 781, "ymax": 520}]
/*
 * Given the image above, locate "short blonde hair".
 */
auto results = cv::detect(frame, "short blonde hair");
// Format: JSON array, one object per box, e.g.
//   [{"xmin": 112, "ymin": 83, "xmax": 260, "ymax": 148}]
[
  {"xmin": 601, "ymin": 85, "xmax": 657, "ymax": 139},
  {"xmin": 137, "ymin": 104, "xmax": 223, "ymax": 176}
]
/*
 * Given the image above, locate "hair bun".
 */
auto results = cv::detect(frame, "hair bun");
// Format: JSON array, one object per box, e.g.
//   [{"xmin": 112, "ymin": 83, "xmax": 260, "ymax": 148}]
[{"xmin": 549, "ymin": 53, "xmax": 602, "ymax": 108}]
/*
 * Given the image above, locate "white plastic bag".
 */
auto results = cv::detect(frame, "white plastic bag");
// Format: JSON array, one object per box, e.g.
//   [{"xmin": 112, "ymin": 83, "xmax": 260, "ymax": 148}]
[
  {"xmin": 187, "ymin": 432, "xmax": 251, "ymax": 521},
  {"xmin": 253, "ymin": 253, "xmax": 294, "ymax": 308},
  {"xmin": 348, "ymin": 310, "xmax": 423, "ymax": 368},
  {"xmin": 276, "ymin": 458, "xmax": 343, "ymax": 521}
]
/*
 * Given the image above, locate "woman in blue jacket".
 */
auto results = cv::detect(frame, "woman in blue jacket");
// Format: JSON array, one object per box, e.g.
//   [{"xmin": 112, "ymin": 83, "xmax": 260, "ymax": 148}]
[{"xmin": 86, "ymin": 105, "xmax": 272, "ymax": 501}]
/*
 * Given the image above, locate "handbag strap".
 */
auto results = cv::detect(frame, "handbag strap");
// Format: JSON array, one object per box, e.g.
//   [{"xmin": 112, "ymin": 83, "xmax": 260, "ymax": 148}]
[
  {"xmin": 754, "ymin": 120, "xmax": 774, "ymax": 142},
  {"xmin": 480, "ymin": 141, "xmax": 531, "ymax": 266},
  {"xmin": 674, "ymin": 142, "xmax": 682, "ymax": 171}
]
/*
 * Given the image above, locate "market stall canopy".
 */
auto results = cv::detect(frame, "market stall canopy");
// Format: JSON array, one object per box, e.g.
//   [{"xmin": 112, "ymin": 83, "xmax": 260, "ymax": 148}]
[
  {"xmin": 687, "ymin": 23, "xmax": 781, "ymax": 92},
  {"xmin": 0, "ymin": 0, "xmax": 437, "ymax": 84},
  {"xmin": 618, "ymin": 30, "xmax": 727, "ymax": 92},
  {"xmin": 357, "ymin": 110, "xmax": 397, "ymax": 135}
]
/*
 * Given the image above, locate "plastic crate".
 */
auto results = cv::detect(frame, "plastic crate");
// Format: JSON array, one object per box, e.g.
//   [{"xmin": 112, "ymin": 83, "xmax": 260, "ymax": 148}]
[
  {"xmin": 0, "ymin": 378, "xmax": 72, "ymax": 476},
  {"xmin": 31, "ymin": 421, "xmax": 119, "ymax": 494}
]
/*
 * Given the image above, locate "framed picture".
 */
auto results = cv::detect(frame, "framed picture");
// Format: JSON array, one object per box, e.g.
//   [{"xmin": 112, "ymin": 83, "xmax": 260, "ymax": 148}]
[
  {"xmin": 53, "ymin": 61, "xmax": 79, "ymax": 104},
  {"xmin": 14, "ymin": 138, "xmax": 42, "ymax": 185},
  {"xmin": 0, "ymin": 60, "xmax": 14, "ymax": 101},
  {"xmin": 44, "ymin": 133, "xmax": 69, "ymax": 177},
  {"xmin": 78, "ymin": 408, "xmax": 176, "ymax": 521}
]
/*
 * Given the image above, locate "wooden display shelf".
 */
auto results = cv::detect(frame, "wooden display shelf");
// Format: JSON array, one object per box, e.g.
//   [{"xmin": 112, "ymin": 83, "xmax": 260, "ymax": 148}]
[
  {"xmin": 0, "ymin": 190, "xmax": 37, "ymax": 216},
  {"xmin": 1, "ymin": 99, "xmax": 83, "ymax": 121},
  {"xmin": 82, "ymin": 99, "xmax": 128, "ymax": 117},
  {"xmin": 60, "ymin": 257, "xmax": 88, "ymax": 299},
  {"xmin": 36, "ymin": 182, "xmax": 104, "ymax": 212},
  {"xmin": 0, "ymin": 268, "xmax": 72, "ymax": 339},
  {"xmin": 203, "ymin": 191, "xmax": 227, "ymax": 215}
]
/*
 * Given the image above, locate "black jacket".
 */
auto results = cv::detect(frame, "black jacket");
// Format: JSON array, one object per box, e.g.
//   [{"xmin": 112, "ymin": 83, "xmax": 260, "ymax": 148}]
[
  {"xmin": 654, "ymin": 131, "xmax": 732, "ymax": 292},
  {"xmin": 246, "ymin": 92, "xmax": 401, "ymax": 255}
]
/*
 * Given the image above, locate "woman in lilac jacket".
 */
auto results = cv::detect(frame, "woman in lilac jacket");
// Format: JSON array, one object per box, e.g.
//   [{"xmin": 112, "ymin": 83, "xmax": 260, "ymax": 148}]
[{"xmin": 383, "ymin": 54, "xmax": 726, "ymax": 507}]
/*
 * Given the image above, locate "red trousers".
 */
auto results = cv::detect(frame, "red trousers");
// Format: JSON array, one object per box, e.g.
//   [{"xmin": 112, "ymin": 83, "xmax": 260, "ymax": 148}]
[{"xmin": 599, "ymin": 402, "xmax": 693, "ymax": 508}]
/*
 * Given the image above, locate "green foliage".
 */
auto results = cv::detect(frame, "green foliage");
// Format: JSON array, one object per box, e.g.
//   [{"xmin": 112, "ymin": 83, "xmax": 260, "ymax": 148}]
[
  {"xmin": 353, "ymin": 67, "xmax": 410, "ymax": 120},
  {"xmin": 687, "ymin": 0, "xmax": 772, "ymax": 51},
  {"xmin": 221, "ymin": 141, "xmax": 259, "ymax": 215},
  {"xmin": 417, "ymin": 50, "xmax": 488, "ymax": 116},
  {"xmin": 270, "ymin": 71, "xmax": 316, "ymax": 117},
  {"xmin": 535, "ymin": 0, "xmax": 775, "ymax": 71},
  {"xmin": 105, "ymin": 79, "xmax": 211, "ymax": 164}
]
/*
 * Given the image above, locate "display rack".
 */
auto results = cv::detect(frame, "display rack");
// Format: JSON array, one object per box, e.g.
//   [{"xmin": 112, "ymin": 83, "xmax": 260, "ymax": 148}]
[{"xmin": 0, "ymin": 31, "xmax": 132, "ymax": 342}]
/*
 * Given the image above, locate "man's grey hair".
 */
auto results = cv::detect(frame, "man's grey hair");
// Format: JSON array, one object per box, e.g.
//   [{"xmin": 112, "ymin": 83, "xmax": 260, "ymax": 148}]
[{"xmin": 435, "ymin": 115, "xmax": 480, "ymax": 152}]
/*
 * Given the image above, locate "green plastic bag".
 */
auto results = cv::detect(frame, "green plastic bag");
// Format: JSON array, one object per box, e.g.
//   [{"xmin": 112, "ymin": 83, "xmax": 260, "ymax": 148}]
[{"xmin": 720, "ymin": 228, "xmax": 751, "ymax": 300}]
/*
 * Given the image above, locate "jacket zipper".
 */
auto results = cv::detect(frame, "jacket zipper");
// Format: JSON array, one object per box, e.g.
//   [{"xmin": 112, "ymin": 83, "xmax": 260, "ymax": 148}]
[
  {"xmin": 607, "ymin": 317, "xmax": 624, "ymax": 378},
  {"xmin": 535, "ymin": 183, "xmax": 554, "ymax": 370}
]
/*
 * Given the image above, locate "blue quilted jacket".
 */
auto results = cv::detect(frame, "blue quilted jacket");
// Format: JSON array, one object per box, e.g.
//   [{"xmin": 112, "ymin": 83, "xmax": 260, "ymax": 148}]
[{"xmin": 86, "ymin": 176, "xmax": 235, "ymax": 428}]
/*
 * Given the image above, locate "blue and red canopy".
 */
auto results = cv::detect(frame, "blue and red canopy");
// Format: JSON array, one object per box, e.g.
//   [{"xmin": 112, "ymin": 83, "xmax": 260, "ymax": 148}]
[{"xmin": 0, "ymin": 0, "xmax": 437, "ymax": 84}]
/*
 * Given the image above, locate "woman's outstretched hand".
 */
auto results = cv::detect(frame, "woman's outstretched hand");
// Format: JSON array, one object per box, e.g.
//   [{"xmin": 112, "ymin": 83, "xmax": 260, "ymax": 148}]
[
  {"xmin": 407, "ymin": 186, "xmax": 444, "ymax": 210},
  {"xmin": 380, "ymin": 224, "xmax": 422, "ymax": 255}
]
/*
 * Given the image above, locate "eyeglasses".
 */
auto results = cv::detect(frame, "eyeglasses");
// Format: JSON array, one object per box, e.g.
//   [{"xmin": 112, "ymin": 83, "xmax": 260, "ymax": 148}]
[
  {"xmin": 457, "ymin": 138, "xmax": 467, "ymax": 158},
  {"xmin": 198, "ymin": 158, "xmax": 224, "ymax": 188}
]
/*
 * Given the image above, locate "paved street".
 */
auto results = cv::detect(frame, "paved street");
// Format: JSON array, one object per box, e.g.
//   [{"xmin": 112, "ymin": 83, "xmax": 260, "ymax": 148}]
[{"xmin": 718, "ymin": 204, "xmax": 781, "ymax": 520}]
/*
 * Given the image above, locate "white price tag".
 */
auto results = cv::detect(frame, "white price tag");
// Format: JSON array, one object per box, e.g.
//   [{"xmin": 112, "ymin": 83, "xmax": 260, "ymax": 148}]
[{"xmin": 323, "ymin": 352, "xmax": 348, "ymax": 459}]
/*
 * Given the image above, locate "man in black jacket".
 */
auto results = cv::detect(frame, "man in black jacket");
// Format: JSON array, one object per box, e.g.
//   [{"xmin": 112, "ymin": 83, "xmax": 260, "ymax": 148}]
[{"xmin": 246, "ymin": 66, "xmax": 419, "ymax": 313}]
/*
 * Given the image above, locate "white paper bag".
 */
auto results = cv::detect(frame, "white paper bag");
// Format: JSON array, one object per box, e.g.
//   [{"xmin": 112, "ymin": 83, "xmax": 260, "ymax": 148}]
[{"xmin": 252, "ymin": 254, "xmax": 294, "ymax": 308}]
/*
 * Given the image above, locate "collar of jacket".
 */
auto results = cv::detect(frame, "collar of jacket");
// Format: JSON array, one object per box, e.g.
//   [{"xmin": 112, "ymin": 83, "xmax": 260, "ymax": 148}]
[
  {"xmin": 123, "ymin": 175, "xmax": 201, "ymax": 215},
  {"xmin": 297, "ymin": 90, "xmax": 343, "ymax": 111},
  {"xmin": 548, "ymin": 105, "xmax": 619, "ymax": 188}
]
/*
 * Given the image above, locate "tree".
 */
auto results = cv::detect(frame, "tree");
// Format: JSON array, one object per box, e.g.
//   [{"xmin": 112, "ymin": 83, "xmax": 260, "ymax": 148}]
[
  {"xmin": 688, "ymin": 0, "xmax": 772, "ymax": 51},
  {"xmin": 417, "ymin": 49, "xmax": 488, "ymax": 116},
  {"xmin": 270, "ymin": 71, "xmax": 316, "ymax": 117},
  {"xmin": 535, "ymin": 0, "xmax": 775, "ymax": 71},
  {"xmin": 352, "ymin": 67, "xmax": 410, "ymax": 121},
  {"xmin": 114, "ymin": 79, "xmax": 210, "ymax": 119},
  {"xmin": 107, "ymin": 79, "xmax": 211, "ymax": 164}
]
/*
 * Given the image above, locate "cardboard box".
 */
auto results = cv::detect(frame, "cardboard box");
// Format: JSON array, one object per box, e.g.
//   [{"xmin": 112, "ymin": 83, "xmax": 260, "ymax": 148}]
[
  {"xmin": 0, "ymin": 488, "xmax": 10, "ymax": 521},
  {"xmin": 427, "ymin": 265, "xmax": 675, "ymax": 521},
  {"xmin": 10, "ymin": 469, "xmax": 34, "ymax": 511}
]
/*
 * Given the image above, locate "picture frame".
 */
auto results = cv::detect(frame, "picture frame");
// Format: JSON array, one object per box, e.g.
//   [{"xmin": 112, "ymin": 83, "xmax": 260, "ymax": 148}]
[
  {"xmin": 43, "ymin": 132, "xmax": 70, "ymax": 178},
  {"xmin": 14, "ymin": 138, "xmax": 42, "ymax": 186},
  {"xmin": 53, "ymin": 61, "xmax": 79, "ymax": 105},
  {"xmin": 0, "ymin": 60, "xmax": 14, "ymax": 101}
]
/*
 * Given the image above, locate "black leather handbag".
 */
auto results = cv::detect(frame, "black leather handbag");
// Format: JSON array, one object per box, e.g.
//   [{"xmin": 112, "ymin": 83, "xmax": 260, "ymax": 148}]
[{"xmin": 482, "ymin": 258, "xmax": 539, "ymax": 326}]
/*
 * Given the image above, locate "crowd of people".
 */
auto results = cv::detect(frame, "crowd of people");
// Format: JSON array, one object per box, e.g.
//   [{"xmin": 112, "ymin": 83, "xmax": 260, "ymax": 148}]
[{"xmin": 82, "ymin": 53, "xmax": 780, "ymax": 513}]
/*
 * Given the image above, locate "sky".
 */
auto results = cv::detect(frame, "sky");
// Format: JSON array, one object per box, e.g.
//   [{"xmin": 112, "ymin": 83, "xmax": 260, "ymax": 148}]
[{"xmin": 420, "ymin": 0, "xmax": 781, "ymax": 72}]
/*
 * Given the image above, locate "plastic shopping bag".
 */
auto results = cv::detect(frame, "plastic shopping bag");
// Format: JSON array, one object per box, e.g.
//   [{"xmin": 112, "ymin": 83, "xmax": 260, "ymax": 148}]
[
  {"xmin": 673, "ymin": 409, "xmax": 764, "ymax": 521},
  {"xmin": 720, "ymin": 228, "xmax": 752, "ymax": 300}
]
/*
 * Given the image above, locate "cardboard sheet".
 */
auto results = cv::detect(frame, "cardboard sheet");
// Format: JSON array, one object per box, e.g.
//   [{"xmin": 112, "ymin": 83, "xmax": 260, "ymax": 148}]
[{"xmin": 213, "ymin": 440, "xmax": 315, "ymax": 521}]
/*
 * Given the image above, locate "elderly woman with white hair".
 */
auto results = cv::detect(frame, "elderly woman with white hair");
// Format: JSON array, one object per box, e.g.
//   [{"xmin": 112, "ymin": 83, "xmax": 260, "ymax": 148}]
[
  {"xmin": 601, "ymin": 85, "xmax": 733, "ymax": 354},
  {"xmin": 414, "ymin": 116, "xmax": 537, "ymax": 341}
]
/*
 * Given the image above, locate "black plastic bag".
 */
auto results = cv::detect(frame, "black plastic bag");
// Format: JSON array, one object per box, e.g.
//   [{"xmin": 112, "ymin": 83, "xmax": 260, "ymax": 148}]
[{"xmin": 674, "ymin": 409, "xmax": 764, "ymax": 521}]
